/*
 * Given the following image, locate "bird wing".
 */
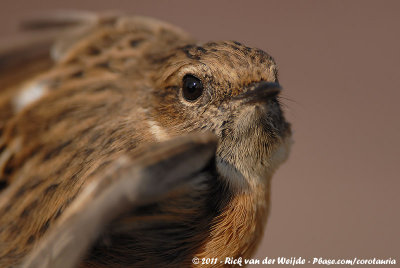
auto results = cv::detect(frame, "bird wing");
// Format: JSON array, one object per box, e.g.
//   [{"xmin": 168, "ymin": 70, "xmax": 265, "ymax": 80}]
[{"xmin": 21, "ymin": 133, "xmax": 216, "ymax": 268}]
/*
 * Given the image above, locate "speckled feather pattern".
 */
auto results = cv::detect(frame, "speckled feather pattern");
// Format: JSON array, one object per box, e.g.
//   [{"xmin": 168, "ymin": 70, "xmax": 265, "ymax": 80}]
[{"xmin": 0, "ymin": 14, "xmax": 291, "ymax": 267}]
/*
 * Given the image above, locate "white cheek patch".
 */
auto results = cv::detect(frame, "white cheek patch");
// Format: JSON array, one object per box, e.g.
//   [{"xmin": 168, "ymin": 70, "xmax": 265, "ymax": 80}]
[
  {"xmin": 147, "ymin": 120, "xmax": 170, "ymax": 141},
  {"xmin": 14, "ymin": 82, "xmax": 48, "ymax": 112}
]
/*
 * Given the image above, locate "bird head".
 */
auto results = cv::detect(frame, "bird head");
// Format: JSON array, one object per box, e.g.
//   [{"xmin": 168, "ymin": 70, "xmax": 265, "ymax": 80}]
[{"xmin": 148, "ymin": 41, "xmax": 292, "ymax": 190}]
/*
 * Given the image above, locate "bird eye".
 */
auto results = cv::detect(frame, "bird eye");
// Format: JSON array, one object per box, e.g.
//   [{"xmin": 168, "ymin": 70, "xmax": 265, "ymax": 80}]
[{"xmin": 182, "ymin": 75, "xmax": 204, "ymax": 101}]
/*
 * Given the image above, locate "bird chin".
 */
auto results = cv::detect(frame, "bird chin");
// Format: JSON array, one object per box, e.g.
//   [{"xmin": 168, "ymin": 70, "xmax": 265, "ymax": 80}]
[
  {"xmin": 216, "ymin": 108, "xmax": 291, "ymax": 189},
  {"xmin": 268, "ymin": 135, "xmax": 293, "ymax": 173}
]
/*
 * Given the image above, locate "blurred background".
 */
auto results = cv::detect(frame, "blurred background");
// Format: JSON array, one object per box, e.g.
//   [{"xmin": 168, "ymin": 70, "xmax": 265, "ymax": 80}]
[{"xmin": 1, "ymin": 0, "xmax": 399, "ymax": 265}]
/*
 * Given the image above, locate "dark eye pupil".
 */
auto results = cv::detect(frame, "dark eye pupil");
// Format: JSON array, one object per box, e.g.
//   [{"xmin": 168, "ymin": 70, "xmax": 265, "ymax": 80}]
[{"xmin": 182, "ymin": 75, "xmax": 203, "ymax": 101}]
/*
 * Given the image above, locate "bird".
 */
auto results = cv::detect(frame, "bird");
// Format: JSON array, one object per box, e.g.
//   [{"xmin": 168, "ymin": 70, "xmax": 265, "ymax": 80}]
[{"xmin": 0, "ymin": 13, "xmax": 292, "ymax": 267}]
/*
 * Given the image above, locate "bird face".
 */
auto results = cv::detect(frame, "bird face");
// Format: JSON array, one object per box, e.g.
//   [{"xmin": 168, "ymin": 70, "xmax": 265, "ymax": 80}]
[{"xmin": 150, "ymin": 41, "xmax": 292, "ymax": 189}]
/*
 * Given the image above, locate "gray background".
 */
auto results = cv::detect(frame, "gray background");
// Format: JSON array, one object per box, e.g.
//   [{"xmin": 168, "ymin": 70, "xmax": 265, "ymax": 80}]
[{"xmin": 1, "ymin": 0, "xmax": 399, "ymax": 265}]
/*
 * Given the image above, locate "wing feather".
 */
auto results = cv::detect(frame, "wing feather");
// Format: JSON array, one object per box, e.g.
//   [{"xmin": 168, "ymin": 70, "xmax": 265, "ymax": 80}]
[{"xmin": 21, "ymin": 133, "xmax": 216, "ymax": 268}]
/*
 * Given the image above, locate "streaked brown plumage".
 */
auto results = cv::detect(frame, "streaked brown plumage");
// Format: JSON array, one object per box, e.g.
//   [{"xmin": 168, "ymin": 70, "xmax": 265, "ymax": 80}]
[{"xmin": 0, "ymin": 13, "xmax": 291, "ymax": 267}]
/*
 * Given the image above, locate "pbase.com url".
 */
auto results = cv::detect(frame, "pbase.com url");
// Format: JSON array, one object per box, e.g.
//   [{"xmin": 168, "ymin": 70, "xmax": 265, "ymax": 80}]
[{"xmin": 192, "ymin": 256, "xmax": 397, "ymax": 266}]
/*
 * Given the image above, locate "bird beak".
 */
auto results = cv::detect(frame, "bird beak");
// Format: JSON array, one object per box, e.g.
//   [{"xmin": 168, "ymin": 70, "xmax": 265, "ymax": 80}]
[{"xmin": 234, "ymin": 82, "xmax": 282, "ymax": 105}]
